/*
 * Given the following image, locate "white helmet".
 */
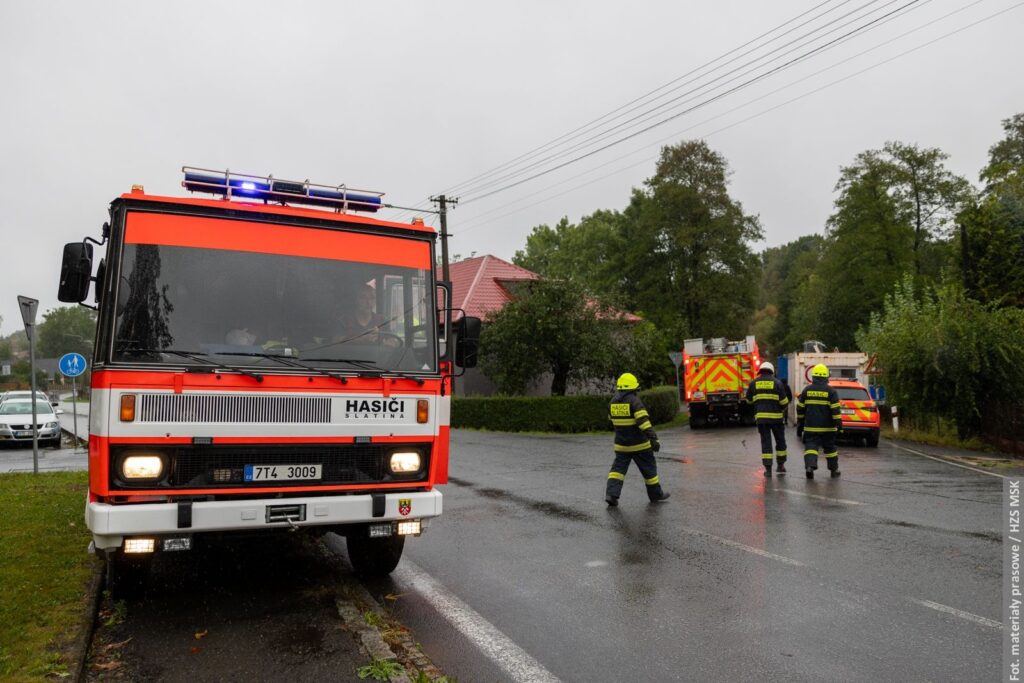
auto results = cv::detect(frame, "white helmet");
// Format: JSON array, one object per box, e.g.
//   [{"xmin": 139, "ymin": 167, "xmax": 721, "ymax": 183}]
[{"xmin": 759, "ymin": 361, "xmax": 775, "ymax": 374}]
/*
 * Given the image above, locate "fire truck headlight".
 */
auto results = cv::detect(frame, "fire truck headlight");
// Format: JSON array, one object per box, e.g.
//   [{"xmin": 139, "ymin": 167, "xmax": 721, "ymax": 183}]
[
  {"xmin": 389, "ymin": 451, "xmax": 421, "ymax": 474},
  {"xmin": 121, "ymin": 454, "xmax": 165, "ymax": 480}
]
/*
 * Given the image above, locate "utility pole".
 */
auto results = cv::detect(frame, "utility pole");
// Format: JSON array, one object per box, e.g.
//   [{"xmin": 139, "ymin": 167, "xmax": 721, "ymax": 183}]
[
  {"xmin": 430, "ymin": 195, "xmax": 458, "ymax": 395},
  {"xmin": 430, "ymin": 194, "xmax": 458, "ymax": 285}
]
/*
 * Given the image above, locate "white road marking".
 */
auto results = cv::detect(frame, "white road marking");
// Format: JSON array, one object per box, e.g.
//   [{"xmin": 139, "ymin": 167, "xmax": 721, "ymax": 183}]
[
  {"xmin": 585, "ymin": 560, "xmax": 608, "ymax": 568},
  {"xmin": 776, "ymin": 488, "xmax": 864, "ymax": 505},
  {"xmin": 889, "ymin": 442, "xmax": 1009, "ymax": 480},
  {"xmin": 394, "ymin": 559, "xmax": 561, "ymax": 683},
  {"xmin": 909, "ymin": 598, "xmax": 1003, "ymax": 629},
  {"xmin": 681, "ymin": 527, "xmax": 805, "ymax": 566}
]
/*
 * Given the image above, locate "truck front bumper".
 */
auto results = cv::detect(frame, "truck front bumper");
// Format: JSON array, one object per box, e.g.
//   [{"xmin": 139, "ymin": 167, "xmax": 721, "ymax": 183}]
[{"xmin": 87, "ymin": 489, "xmax": 442, "ymax": 550}]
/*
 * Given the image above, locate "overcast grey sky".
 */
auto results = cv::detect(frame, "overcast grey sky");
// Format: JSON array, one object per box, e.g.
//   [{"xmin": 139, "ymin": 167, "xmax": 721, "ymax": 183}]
[{"xmin": 1, "ymin": 0, "xmax": 1021, "ymax": 336}]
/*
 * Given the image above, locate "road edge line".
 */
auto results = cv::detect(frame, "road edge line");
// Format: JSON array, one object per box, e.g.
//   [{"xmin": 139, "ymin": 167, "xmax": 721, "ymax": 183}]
[
  {"xmin": 889, "ymin": 441, "xmax": 1009, "ymax": 479},
  {"xmin": 394, "ymin": 559, "xmax": 561, "ymax": 683},
  {"xmin": 909, "ymin": 598, "xmax": 1003, "ymax": 629}
]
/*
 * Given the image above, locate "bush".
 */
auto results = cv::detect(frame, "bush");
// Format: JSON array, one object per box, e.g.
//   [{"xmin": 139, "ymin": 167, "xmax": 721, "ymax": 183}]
[{"xmin": 452, "ymin": 386, "xmax": 679, "ymax": 433}]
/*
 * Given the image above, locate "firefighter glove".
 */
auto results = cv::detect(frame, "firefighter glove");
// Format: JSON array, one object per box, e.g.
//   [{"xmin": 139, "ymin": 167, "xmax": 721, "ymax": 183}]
[{"xmin": 652, "ymin": 440, "xmax": 661, "ymax": 453}]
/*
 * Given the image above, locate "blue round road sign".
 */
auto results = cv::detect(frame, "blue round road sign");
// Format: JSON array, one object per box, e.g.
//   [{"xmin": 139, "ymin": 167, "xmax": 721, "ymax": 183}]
[{"xmin": 59, "ymin": 352, "xmax": 87, "ymax": 378}]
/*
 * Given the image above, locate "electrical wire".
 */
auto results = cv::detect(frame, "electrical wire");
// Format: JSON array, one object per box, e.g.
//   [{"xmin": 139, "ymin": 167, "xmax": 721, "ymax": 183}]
[
  {"xmin": 388, "ymin": 0, "xmax": 851, "ymax": 219},
  {"xmin": 453, "ymin": 0, "xmax": 1016, "ymax": 234},
  {"xmin": 459, "ymin": 0, "xmax": 927, "ymax": 206},
  {"xmin": 452, "ymin": 0, "xmax": 903, "ymax": 200}
]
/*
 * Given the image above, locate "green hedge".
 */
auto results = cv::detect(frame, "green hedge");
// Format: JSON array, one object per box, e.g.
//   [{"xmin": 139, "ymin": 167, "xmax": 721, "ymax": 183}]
[{"xmin": 452, "ymin": 385, "xmax": 679, "ymax": 433}]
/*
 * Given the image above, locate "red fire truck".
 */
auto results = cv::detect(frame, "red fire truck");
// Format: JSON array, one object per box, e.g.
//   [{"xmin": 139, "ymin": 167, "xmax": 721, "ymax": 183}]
[{"xmin": 57, "ymin": 167, "xmax": 479, "ymax": 590}]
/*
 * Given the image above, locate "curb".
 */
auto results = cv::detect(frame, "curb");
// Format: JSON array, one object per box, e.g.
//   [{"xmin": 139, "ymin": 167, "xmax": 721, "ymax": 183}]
[
  {"xmin": 60, "ymin": 425, "xmax": 87, "ymax": 449},
  {"xmin": 336, "ymin": 597, "xmax": 413, "ymax": 683},
  {"xmin": 70, "ymin": 558, "xmax": 104, "ymax": 683}
]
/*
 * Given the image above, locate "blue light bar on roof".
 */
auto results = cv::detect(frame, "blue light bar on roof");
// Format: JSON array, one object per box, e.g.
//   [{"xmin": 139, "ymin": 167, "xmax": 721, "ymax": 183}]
[{"xmin": 181, "ymin": 167, "xmax": 384, "ymax": 213}]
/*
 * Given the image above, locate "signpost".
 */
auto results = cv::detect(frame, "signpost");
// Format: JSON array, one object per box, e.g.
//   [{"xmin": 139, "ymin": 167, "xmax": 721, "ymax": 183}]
[
  {"xmin": 17, "ymin": 296, "xmax": 39, "ymax": 474},
  {"xmin": 59, "ymin": 352, "xmax": 87, "ymax": 451},
  {"xmin": 668, "ymin": 352, "xmax": 683, "ymax": 410}
]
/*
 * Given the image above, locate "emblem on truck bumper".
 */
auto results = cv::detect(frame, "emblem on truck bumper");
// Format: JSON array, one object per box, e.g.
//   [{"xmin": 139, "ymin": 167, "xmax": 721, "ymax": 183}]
[{"xmin": 399, "ymin": 498, "xmax": 412, "ymax": 516}]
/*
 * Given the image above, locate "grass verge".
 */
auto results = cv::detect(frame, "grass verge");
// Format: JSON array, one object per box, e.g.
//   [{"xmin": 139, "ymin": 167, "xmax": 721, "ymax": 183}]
[
  {"xmin": 0, "ymin": 471, "xmax": 96, "ymax": 681},
  {"xmin": 881, "ymin": 426, "xmax": 993, "ymax": 453}
]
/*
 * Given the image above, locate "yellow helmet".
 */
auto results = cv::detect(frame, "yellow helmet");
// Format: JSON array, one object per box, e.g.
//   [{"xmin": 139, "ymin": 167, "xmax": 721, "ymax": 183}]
[
  {"xmin": 811, "ymin": 364, "xmax": 829, "ymax": 378},
  {"xmin": 616, "ymin": 373, "xmax": 639, "ymax": 391}
]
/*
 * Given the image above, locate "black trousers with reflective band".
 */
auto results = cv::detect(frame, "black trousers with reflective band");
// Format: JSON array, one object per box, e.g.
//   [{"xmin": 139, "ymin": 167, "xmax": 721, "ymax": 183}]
[
  {"xmin": 758, "ymin": 422, "xmax": 787, "ymax": 467},
  {"xmin": 803, "ymin": 431, "xmax": 839, "ymax": 470},
  {"xmin": 606, "ymin": 449, "xmax": 664, "ymax": 501}
]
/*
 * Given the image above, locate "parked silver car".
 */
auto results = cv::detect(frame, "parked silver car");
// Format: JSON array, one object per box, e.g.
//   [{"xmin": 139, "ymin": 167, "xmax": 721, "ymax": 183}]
[{"xmin": 0, "ymin": 399, "xmax": 63, "ymax": 448}]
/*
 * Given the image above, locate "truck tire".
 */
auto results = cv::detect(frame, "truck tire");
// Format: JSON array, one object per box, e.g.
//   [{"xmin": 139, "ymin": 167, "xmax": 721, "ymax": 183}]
[
  {"xmin": 347, "ymin": 532, "xmax": 405, "ymax": 577},
  {"xmin": 866, "ymin": 430, "xmax": 879, "ymax": 448},
  {"xmin": 688, "ymin": 405, "xmax": 707, "ymax": 429},
  {"xmin": 105, "ymin": 551, "xmax": 151, "ymax": 599}
]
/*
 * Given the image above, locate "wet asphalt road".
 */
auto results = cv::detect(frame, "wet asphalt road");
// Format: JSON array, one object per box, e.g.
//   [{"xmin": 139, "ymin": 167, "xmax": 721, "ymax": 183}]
[
  {"xmin": 367, "ymin": 425, "xmax": 1004, "ymax": 682},
  {"xmin": 89, "ymin": 534, "xmax": 368, "ymax": 682}
]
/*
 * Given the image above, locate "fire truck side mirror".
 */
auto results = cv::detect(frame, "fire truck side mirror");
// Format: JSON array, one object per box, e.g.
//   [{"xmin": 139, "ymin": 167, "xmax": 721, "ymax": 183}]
[
  {"xmin": 454, "ymin": 316, "xmax": 481, "ymax": 369},
  {"xmin": 57, "ymin": 242, "xmax": 94, "ymax": 303}
]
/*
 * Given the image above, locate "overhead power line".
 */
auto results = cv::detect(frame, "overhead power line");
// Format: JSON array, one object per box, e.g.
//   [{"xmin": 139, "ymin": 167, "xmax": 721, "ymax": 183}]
[
  {"xmin": 388, "ymin": 0, "xmax": 853, "ymax": 219},
  {"xmin": 452, "ymin": 0, "xmax": 906, "ymax": 201},
  {"xmin": 453, "ymin": 0, "xmax": 1016, "ymax": 234},
  {"xmin": 458, "ymin": 0, "xmax": 927, "ymax": 206}
]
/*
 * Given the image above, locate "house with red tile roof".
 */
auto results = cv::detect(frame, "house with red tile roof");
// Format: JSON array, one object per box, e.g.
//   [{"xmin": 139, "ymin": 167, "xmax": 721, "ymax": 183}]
[{"xmin": 448, "ymin": 255, "xmax": 640, "ymax": 395}]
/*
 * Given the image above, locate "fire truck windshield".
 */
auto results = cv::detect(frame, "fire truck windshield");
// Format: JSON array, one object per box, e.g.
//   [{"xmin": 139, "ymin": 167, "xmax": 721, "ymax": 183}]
[{"xmin": 110, "ymin": 243, "xmax": 437, "ymax": 373}]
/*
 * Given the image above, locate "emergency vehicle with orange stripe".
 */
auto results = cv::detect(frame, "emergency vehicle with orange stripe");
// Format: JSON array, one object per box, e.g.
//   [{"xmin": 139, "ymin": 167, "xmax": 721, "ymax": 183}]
[
  {"xmin": 681, "ymin": 336, "xmax": 760, "ymax": 428},
  {"xmin": 827, "ymin": 378, "xmax": 881, "ymax": 447},
  {"xmin": 56, "ymin": 167, "xmax": 480, "ymax": 588}
]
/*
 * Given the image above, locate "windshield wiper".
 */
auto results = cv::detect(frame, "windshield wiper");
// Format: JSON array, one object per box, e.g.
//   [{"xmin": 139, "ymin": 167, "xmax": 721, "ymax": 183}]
[
  {"xmin": 300, "ymin": 356, "xmax": 381, "ymax": 372},
  {"xmin": 215, "ymin": 352, "xmax": 350, "ymax": 385},
  {"xmin": 121, "ymin": 348, "xmax": 263, "ymax": 383},
  {"xmin": 303, "ymin": 357, "xmax": 426, "ymax": 385}
]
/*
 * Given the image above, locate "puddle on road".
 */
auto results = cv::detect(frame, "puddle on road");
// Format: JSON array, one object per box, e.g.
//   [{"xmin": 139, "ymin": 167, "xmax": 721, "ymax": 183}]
[{"xmin": 877, "ymin": 518, "xmax": 1001, "ymax": 542}]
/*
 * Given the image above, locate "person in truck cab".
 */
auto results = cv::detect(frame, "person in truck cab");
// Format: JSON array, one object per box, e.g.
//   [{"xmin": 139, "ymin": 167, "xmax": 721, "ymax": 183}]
[
  {"xmin": 745, "ymin": 362, "xmax": 790, "ymax": 477},
  {"xmin": 796, "ymin": 364, "xmax": 843, "ymax": 479}
]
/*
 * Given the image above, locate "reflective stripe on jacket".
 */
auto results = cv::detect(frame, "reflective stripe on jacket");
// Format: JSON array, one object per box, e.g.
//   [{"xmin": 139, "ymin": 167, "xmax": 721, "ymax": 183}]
[
  {"xmin": 796, "ymin": 378, "xmax": 842, "ymax": 432},
  {"xmin": 745, "ymin": 374, "xmax": 790, "ymax": 423},
  {"xmin": 609, "ymin": 390, "xmax": 657, "ymax": 453}
]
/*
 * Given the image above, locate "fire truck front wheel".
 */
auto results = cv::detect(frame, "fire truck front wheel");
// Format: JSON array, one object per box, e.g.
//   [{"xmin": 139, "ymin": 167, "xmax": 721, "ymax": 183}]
[{"xmin": 346, "ymin": 531, "xmax": 405, "ymax": 577}]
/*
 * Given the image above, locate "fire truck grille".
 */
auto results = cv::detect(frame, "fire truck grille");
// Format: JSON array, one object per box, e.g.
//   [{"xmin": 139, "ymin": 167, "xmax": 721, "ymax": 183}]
[
  {"xmin": 109, "ymin": 444, "xmax": 430, "ymax": 488},
  {"xmin": 137, "ymin": 393, "xmax": 331, "ymax": 424}
]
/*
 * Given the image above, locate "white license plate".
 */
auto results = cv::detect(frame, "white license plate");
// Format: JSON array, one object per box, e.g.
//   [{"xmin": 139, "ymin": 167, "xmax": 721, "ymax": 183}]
[
  {"xmin": 14, "ymin": 430, "xmax": 32, "ymax": 437},
  {"xmin": 841, "ymin": 408, "xmax": 855, "ymax": 415},
  {"xmin": 244, "ymin": 464, "xmax": 322, "ymax": 482}
]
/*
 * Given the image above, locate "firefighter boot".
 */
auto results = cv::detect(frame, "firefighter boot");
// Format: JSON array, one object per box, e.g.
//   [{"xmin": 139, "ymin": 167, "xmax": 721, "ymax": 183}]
[
  {"xmin": 651, "ymin": 492, "xmax": 671, "ymax": 503},
  {"xmin": 763, "ymin": 460, "xmax": 773, "ymax": 478},
  {"xmin": 826, "ymin": 452, "xmax": 840, "ymax": 478},
  {"xmin": 804, "ymin": 450, "xmax": 818, "ymax": 479},
  {"xmin": 776, "ymin": 462, "xmax": 786, "ymax": 475},
  {"xmin": 605, "ymin": 495, "xmax": 618, "ymax": 507}
]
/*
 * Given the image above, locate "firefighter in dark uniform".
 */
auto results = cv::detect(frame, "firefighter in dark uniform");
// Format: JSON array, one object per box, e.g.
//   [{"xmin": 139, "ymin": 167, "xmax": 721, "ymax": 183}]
[
  {"xmin": 606, "ymin": 373, "xmax": 670, "ymax": 506},
  {"xmin": 745, "ymin": 361, "xmax": 789, "ymax": 477},
  {"xmin": 796, "ymin": 363, "xmax": 843, "ymax": 479}
]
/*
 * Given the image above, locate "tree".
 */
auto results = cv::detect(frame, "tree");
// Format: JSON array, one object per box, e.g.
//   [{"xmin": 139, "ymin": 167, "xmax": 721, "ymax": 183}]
[
  {"xmin": 959, "ymin": 112, "xmax": 1024, "ymax": 306},
  {"xmin": 479, "ymin": 278, "xmax": 617, "ymax": 395},
  {"xmin": 792, "ymin": 142, "xmax": 971, "ymax": 349},
  {"xmin": 982, "ymin": 112, "xmax": 1024, "ymax": 187},
  {"xmin": 857, "ymin": 277, "xmax": 1024, "ymax": 439},
  {"xmin": 512, "ymin": 210, "xmax": 627, "ymax": 301},
  {"xmin": 36, "ymin": 306, "xmax": 97, "ymax": 359},
  {"xmin": 622, "ymin": 140, "xmax": 762, "ymax": 340},
  {"xmin": 755, "ymin": 235, "xmax": 823, "ymax": 356}
]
